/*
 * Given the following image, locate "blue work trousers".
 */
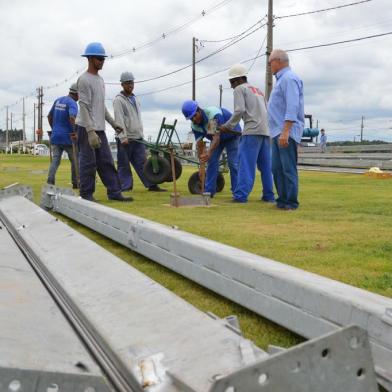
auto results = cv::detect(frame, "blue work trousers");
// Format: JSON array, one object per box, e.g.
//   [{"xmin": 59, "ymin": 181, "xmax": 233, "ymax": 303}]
[
  {"xmin": 271, "ymin": 136, "xmax": 299, "ymax": 209},
  {"xmin": 77, "ymin": 126, "xmax": 122, "ymax": 200},
  {"xmin": 47, "ymin": 144, "xmax": 77, "ymax": 186},
  {"xmin": 116, "ymin": 138, "xmax": 153, "ymax": 190},
  {"xmin": 234, "ymin": 135, "xmax": 274, "ymax": 202},
  {"xmin": 206, "ymin": 137, "xmax": 239, "ymax": 195}
]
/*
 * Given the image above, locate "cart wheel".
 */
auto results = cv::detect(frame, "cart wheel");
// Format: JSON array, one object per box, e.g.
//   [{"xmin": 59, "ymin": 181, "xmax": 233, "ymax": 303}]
[
  {"xmin": 216, "ymin": 172, "xmax": 225, "ymax": 192},
  {"xmin": 188, "ymin": 171, "xmax": 225, "ymax": 194},
  {"xmin": 165, "ymin": 156, "xmax": 183, "ymax": 182},
  {"xmin": 143, "ymin": 156, "xmax": 171, "ymax": 184},
  {"xmin": 188, "ymin": 171, "xmax": 202, "ymax": 194}
]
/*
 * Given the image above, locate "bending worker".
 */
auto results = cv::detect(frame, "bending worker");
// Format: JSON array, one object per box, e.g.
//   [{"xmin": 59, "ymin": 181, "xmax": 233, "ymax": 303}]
[
  {"xmin": 46, "ymin": 83, "xmax": 79, "ymax": 189},
  {"xmin": 219, "ymin": 64, "xmax": 274, "ymax": 203},
  {"xmin": 181, "ymin": 100, "xmax": 240, "ymax": 197},
  {"xmin": 113, "ymin": 71, "xmax": 166, "ymax": 192},
  {"xmin": 76, "ymin": 42, "xmax": 132, "ymax": 202}
]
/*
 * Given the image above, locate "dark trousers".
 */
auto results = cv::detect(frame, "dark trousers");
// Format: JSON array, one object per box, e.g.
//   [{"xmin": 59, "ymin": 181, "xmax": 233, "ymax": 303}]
[
  {"xmin": 77, "ymin": 126, "xmax": 122, "ymax": 200},
  {"xmin": 116, "ymin": 139, "xmax": 153, "ymax": 189},
  {"xmin": 271, "ymin": 136, "xmax": 299, "ymax": 209}
]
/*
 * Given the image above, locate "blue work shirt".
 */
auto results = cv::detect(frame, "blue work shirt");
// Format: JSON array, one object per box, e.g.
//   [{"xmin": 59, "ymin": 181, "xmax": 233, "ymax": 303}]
[
  {"xmin": 49, "ymin": 96, "xmax": 78, "ymax": 145},
  {"xmin": 267, "ymin": 67, "xmax": 304, "ymax": 144},
  {"xmin": 192, "ymin": 107, "xmax": 241, "ymax": 142},
  {"xmin": 320, "ymin": 134, "xmax": 327, "ymax": 144}
]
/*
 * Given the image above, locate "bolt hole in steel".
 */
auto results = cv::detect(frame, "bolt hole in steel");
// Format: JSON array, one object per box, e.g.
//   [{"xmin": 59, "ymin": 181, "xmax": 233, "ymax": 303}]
[
  {"xmin": 258, "ymin": 373, "xmax": 269, "ymax": 385},
  {"xmin": 75, "ymin": 361, "xmax": 90, "ymax": 372},
  {"xmin": 350, "ymin": 336, "xmax": 360, "ymax": 349},
  {"xmin": 321, "ymin": 348, "xmax": 330, "ymax": 358},
  {"xmin": 290, "ymin": 361, "xmax": 301, "ymax": 373},
  {"xmin": 8, "ymin": 380, "xmax": 21, "ymax": 391},
  {"xmin": 357, "ymin": 368, "xmax": 366, "ymax": 379},
  {"xmin": 46, "ymin": 383, "xmax": 59, "ymax": 392}
]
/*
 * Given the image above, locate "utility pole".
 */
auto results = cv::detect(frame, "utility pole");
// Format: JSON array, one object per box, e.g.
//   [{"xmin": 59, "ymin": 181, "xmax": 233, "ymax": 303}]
[
  {"xmin": 36, "ymin": 86, "xmax": 44, "ymax": 142},
  {"xmin": 22, "ymin": 97, "xmax": 26, "ymax": 153},
  {"xmin": 192, "ymin": 37, "xmax": 197, "ymax": 100},
  {"xmin": 219, "ymin": 84, "xmax": 223, "ymax": 107},
  {"xmin": 33, "ymin": 103, "xmax": 36, "ymax": 144},
  {"xmin": 5, "ymin": 106, "xmax": 9, "ymax": 154},
  {"xmin": 265, "ymin": 0, "xmax": 274, "ymax": 100},
  {"xmin": 10, "ymin": 112, "xmax": 13, "ymax": 154},
  {"xmin": 360, "ymin": 116, "xmax": 364, "ymax": 142}
]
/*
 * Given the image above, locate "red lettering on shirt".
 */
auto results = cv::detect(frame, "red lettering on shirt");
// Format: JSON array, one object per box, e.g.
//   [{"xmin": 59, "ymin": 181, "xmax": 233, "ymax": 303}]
[{"xmin": 249, "ymin": 86, "xmax": 264, "ymax": 96}]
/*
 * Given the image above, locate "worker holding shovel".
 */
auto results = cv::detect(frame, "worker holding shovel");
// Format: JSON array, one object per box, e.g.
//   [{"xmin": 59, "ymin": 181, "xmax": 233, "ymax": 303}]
[{"xmin": 181, "ymin": 101, "xmax": 241, "ymax": 197}]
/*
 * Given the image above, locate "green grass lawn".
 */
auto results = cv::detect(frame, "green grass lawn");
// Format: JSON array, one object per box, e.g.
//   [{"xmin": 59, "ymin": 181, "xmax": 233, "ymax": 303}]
[{"xmin": 1, "ymin": 154, "xmax": 391, "ymax": 351}]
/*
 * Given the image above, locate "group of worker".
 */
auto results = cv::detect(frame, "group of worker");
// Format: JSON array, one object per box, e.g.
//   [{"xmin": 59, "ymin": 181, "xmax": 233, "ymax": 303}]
[
  {"xmin": 47, "ymin": 42, "xmax": 304, "ymax": 210},
  {"xmin": 182, "ymin": 49, "xmax": 304, "ymax": 210}
]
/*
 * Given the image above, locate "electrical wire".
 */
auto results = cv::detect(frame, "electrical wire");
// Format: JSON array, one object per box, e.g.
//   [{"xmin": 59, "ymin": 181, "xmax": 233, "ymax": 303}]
[
  {"xmin": 199, "ymin": 17, "xmax": 266, "ymax": 44},
  {"xmin": 133, "ymin": 30, "xmax": 392, "ymax": 97},
  {"xmin": 275, "ymin": 0, "xmax": 372, "ymax": 19},
  {"xmin": 106, "ymin": 21, "xmax": 267, "ymax": 85},
  {"xmin": 111, "ymin": 0, "xmax": 234, "ymax": 58}
]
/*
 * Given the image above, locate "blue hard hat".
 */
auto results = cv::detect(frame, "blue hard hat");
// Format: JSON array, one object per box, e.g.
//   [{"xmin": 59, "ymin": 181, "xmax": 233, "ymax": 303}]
[
  {"xmin": 81, "ymin": 42, "xmax": 107, "ymax": 57},
  {"xmin": 182, "ymin": 100, "xmax": 198, "ymax": 120}
]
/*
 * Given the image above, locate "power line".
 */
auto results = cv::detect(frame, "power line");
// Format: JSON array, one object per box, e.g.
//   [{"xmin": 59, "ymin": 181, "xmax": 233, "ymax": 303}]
[
  {"xmin": 286, "ymin": 31, "xmax": 392, "ymax": 54},
  {"xmin": 199, "ymin": 17, "xmax": 266, "ymax": 44},
  {"xmin": 248, "ymin": 34, "xmax": 268, "ymax": 72},
  {"xmin": 110, "ymin": 0, "xmax": 234, "ymax": 58},
  {"xmin": 106, "ymin": 21, "xmax": 267, "ymax": 86},
  {"xmin": 133, "ymin": 29, "xmax": 392, "ymax": 97},
  {"xmin": 275, "ymin": 0, "xmax": 372, "ymax": 19}
]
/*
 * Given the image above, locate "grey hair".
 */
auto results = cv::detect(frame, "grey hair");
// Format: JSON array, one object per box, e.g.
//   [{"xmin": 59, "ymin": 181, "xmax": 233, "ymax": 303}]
[{"xmin": 270, "ymin": 49, "xmax": 289, "ymax": 63}]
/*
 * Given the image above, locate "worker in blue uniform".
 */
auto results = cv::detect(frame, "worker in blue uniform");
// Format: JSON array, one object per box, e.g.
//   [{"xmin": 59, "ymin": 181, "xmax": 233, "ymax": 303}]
[
  {"xmin": 47, "ymin": 83, "xmax": 79, "ymax": 188},
  {"xmin": 182, "ymin": 101, "xmax": 241, "ymax": 197}
]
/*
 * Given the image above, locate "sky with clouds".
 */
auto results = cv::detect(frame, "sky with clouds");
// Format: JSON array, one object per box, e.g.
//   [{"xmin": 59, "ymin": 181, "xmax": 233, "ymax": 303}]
[{"xmin": 0, "ymin": 0, "xmax": 391, "ymax": 143}]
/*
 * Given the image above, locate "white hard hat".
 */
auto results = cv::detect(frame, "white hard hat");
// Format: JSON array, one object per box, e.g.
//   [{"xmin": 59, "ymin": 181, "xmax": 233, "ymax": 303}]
[
  {"xmin": 120, "ymin": 71, "xmax": 135, "ymax": 83},
  {"xmin": 228, "ymin": 64, "xmax": 248, "ymax": 79},
  {"xmin": 69, "ymin": 83, "xmax": 78, "ymax": 94}
]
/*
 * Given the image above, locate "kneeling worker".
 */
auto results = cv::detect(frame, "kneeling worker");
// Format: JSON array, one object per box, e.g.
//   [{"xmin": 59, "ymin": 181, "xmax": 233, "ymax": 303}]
[{"xmin": 181, "ymin": 101, "xmax": 241, "ymax": 197}]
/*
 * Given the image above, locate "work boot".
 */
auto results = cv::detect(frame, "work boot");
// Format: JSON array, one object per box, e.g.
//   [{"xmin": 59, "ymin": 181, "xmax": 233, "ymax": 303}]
[
  {"xmin": 148, "ymin": 185, "xmax": 167, "ymax": 192},
  {"xmin": 108, "ymin": 194, "xmax": 134, "ymax": 202}
]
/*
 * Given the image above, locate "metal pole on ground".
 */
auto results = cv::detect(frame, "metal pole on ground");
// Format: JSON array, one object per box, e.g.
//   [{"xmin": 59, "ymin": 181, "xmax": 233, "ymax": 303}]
[
  {"xmin": 72, "ymin": 142, "xmax": 79, "ymax": 188},
  {"xmin": 199, "ymin": 143, "xmax": 206, "ymax": 194},
  {"xmin": 170, "ymin": 147, "xmax": 179, "ymax": 207}
]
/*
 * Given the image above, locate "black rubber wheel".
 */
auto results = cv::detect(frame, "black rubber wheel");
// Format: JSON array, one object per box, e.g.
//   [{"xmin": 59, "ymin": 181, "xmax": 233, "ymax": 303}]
[
  {"xmin": 216, "ymin": 172, "xmax": 225, "ymax": 192},
  {"xmin": 188, "ymin": 171, "xmax": 202, "ymax": 194},
  {"xmin": 164, "ymin": 156, "xmax": 183, "ymax": 182},
  {"xmin": 143, "ymin": 156, "xmax": 171, "ymax": 184},
  {"xmin": 187, "ymin": 171, "xmax": 225, "ymax": 194}
]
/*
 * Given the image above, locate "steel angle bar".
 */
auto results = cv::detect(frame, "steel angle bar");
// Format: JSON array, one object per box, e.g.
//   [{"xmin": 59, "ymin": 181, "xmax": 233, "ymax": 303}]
[
  {"xmin": 0, "ymin": 217, "xmax": 111, "ymax": 392},
  {"xmin": 0, "ymin": 194, "xmax": 268, "ymax": 392},
  {"xmin": 209, "ymin": 325, "xmax": 378, "ymax": 392},
  {"xmin": 41, "ymin": 186, "xmax": 392, "ymax": 390},
  {"xmin": 0, "ymin": 183, "xmax": 33, "ymax": 200}
]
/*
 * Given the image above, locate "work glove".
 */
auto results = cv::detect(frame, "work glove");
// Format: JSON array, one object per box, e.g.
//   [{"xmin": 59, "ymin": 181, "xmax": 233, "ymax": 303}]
[
  {"xmin": 114, "ymin": 125, "xmax": 123, "ymax": 134},
  {"xmin": 87, "ymin": 130, "xmax": 101, "ymax": 149},
  {"xmin": 70, "ymin": 132, "xmax": 77, "ymax": 142}
]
